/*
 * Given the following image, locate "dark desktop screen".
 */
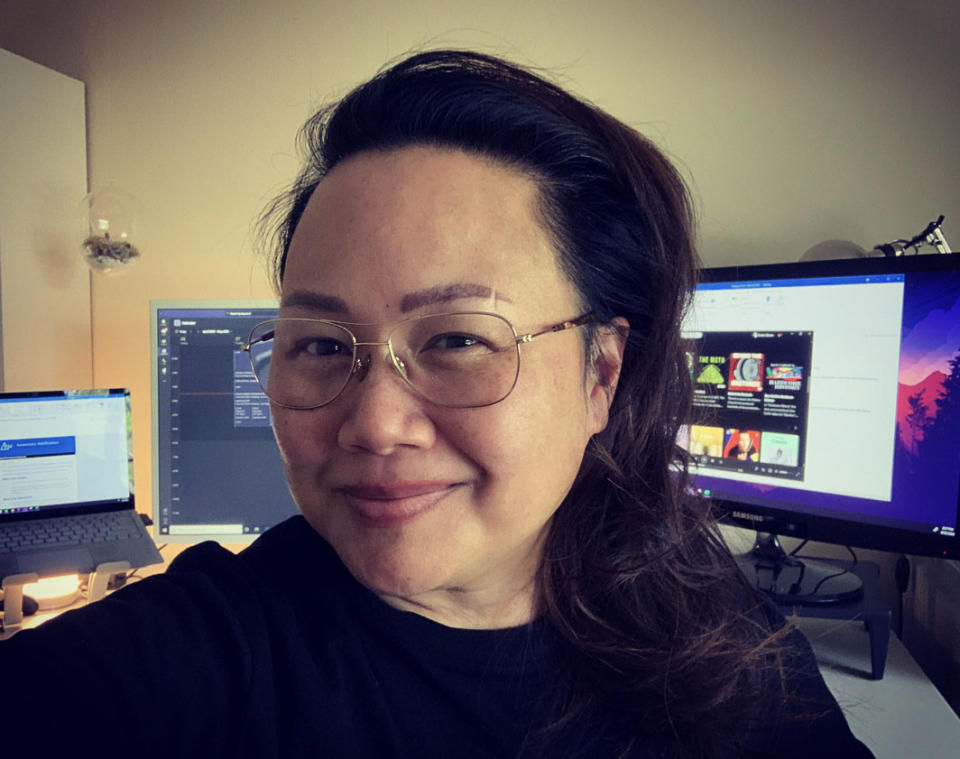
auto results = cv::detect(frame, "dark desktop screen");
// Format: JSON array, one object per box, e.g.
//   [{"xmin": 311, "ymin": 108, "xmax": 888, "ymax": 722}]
[
  {"xmin": 682, "ymin": 261, "xmax": 960, "ymax": 549},
  {"xmin": 153, "ymin": 305, "xmax": 299, "ymax": 541}
]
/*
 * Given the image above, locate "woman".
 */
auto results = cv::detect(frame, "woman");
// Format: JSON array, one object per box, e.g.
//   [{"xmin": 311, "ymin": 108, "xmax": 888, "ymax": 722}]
[{"xmin": 0, "ymin": 51, "xmax": 872, "ymax": 758}]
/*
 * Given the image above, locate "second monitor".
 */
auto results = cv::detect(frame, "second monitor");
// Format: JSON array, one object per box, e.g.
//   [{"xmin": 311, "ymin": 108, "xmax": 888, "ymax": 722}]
[{"xmin": 151, "ymin": 301, "xmax": 298, "ymax": 543}]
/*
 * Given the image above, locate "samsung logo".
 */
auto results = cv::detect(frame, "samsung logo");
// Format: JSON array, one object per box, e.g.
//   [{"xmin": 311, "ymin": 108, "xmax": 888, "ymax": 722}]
[{"xmin": 732, "ymin": 510, "xmax": 767, "ymax": 523}]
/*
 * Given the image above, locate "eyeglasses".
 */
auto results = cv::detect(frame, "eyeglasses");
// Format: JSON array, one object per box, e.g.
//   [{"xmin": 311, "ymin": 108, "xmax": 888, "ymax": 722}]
[{"xmin": 243, "ymin": 311, "xmax": 595, "ymax": 409}]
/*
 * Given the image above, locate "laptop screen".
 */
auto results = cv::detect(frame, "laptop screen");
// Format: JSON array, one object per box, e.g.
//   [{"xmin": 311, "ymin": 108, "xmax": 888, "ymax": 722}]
[{"xmin": 0, "ymin": 389, "xmax": 132, "ymax": 517}]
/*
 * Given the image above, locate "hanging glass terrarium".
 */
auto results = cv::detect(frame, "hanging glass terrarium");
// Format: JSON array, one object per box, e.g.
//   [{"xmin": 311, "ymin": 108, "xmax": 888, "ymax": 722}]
[{"xmin": 81, "ymin": 186, "xmax": 142, "ymax": 273}]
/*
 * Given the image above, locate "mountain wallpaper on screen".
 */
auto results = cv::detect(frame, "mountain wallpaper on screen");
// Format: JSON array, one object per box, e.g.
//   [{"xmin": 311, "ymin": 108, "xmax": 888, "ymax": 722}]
[{"xmin": 893, "ymin": 269, "xmax": 960, "ymax": 524}]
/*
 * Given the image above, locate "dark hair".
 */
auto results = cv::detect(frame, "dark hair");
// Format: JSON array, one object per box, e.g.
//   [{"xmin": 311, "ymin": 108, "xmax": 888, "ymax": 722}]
[{"xmin": 262, "ymin": 50, "xmax": 785, "ymax": 757}]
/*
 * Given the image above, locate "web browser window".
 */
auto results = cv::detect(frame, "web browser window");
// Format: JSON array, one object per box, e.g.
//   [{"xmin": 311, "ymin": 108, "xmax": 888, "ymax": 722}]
[{"xmin": 0, "ymin": 393, "xmax": 128, "ymax": 513}]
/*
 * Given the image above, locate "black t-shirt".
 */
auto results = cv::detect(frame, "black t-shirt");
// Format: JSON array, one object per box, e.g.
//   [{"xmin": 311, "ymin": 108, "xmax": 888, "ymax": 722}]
[{"xmin": 0, "ymin": 516, "xmax": 873, "ymax": 758}]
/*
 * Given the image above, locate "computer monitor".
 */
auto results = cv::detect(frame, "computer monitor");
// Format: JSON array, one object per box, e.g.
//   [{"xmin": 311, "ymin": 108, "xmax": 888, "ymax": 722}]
[
  {"xmin": 682, "ymin": 253, "xmax": 960, "ymax": 603},
  {"xmin": 150, "ymin": 301, "xmax": 299, "ymax": 543}
]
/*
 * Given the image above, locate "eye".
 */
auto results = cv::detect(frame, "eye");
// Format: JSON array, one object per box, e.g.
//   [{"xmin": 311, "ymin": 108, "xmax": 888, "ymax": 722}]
[
  {"xmin": 422, "ymin": 333, "xmax": 489, "ymax": 351},
  {"xmin": 289, "ymin": 336, "xmax": 351, "ymax": 358}
]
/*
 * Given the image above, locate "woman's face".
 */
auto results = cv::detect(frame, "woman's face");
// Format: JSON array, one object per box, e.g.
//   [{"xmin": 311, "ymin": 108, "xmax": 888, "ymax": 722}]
[{"xmin": 272, "ymin": 146, "xmax": 620, "ymax": 626}]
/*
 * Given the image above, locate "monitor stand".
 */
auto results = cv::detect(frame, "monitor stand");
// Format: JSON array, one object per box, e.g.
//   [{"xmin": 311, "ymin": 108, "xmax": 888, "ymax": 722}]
[{"xmin": 736, "ymin": 531, "xmax": 864, "ymax": 605}]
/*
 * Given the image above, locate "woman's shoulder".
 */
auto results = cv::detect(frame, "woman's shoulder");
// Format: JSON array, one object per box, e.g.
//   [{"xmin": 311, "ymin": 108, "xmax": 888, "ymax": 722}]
[
  {"xmin": 2, "ymin": 516, "xmax": 340, "ymax": 659},
  {"xmin": 162, "ymin": 514, "xmax": 343, "ymax": 593},
  {"xmin": 0, "ymin": 515, "xmax": 358, "ymax": 758},
  {"xmin": 168, "ymin": 514, "xmax": 327, "ymax": 576},
  {"xmin": 740, "ymin": 600, "xmax": 875, "ymax": 758}
]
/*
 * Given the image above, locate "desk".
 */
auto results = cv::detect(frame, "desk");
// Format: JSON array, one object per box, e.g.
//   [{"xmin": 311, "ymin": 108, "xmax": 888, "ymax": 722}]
[
  {"xmin": 794, "ymin": 616, "xmax": 960, "ymax": 759},
  {"xmin": 0, "ymin": 603, "xmax": 70, "ymax": 638},
  {"xmin": 0, "ymin": 560, "xmax": 169, "ymax": 639}
]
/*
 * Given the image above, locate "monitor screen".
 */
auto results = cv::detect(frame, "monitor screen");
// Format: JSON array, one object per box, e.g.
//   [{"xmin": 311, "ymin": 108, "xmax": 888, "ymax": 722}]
[
  {"xmin": 0, "ymin": 389, "xmax": 132, "ymax": 518},
  {"xmin": 682, "ymin": 253, "xmax": 960, "ymax": 560},
  {"xmin": 150, "ymin": 302, "xmax": 299, "ymax": 543}
]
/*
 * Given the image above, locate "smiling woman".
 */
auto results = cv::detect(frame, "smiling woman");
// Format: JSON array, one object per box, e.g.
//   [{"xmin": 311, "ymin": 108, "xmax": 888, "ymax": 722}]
[
  {"xmin": 0, "ymin": 50, "xmax": 873, "ymax": 759},
  {"xmin": 267, "ymin": 146, "xmax": 612, "ymax": 627}
]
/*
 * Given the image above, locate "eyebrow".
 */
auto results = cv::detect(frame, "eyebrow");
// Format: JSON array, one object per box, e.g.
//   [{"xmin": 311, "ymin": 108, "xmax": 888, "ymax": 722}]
[
  {"xmin": 280, "ymin": 282, "xmax": 506, "ymax": 317},
  {"xmin": 279, "ymin": 291, "xmax": 350, "ymax": 314},
  {"xmin": 400, "ymin": 283, "xmax": 501, "ymax": 312}
]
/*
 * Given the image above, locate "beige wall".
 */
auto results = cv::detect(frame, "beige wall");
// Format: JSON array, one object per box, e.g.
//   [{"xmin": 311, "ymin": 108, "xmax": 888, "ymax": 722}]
[{"xmin": 0, "ymin": 49, "xmax": 90, "ymax": 392}]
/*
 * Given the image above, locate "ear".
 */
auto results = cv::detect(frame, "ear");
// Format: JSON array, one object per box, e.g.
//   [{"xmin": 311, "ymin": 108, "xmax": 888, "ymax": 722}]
[{"xmin": 586, "ymin": 317, "xmax": 629, "ymax": 435}]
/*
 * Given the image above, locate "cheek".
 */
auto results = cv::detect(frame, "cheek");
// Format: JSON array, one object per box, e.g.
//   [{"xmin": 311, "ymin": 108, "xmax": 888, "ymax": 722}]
[
  {"xmin": 271, "ymin": 407, "xmax": 331, "ymax": 469},
  {"xmin": 270, "ymin": 408, "xmax": 296, "ymax": 461},
  {"xmin": 468, "ymin": 370, "xmax": 592, "ymax": 492}
]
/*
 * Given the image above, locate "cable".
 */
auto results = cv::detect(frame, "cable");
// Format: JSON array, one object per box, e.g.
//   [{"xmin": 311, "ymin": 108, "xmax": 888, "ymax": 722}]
[
  {"xmin": 895, "ymin": 554, "xmax": 911, "ymax": 639},
  {"xmin": 787, "ymin": 543, "xmax": 860, "ymax": 597},
  {"xmin": 788, "ymin": 539, "xmax": 809, "ymax": 557}
]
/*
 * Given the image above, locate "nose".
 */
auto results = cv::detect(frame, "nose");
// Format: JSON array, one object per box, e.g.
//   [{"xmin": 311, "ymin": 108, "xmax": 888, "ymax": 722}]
[{"xmin": 336, "ymin": 345, "xmax": 436, "ymax": 455}]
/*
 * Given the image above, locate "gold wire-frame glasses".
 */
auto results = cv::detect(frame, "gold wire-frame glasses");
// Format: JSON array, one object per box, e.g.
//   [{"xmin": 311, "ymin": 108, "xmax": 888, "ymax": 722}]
[{"xmin": 243, "ymin": 311, "xmax": 595, "ymax": 410}]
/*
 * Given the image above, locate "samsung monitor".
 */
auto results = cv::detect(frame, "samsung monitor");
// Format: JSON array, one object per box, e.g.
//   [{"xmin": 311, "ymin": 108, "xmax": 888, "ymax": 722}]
[
  {"xmin": 682, "ymin": 253, "xmax": 960, "ymax": 603},
  {"xmin": 150, "ymin": 301, "xmax": 298, "ymax": 543}
]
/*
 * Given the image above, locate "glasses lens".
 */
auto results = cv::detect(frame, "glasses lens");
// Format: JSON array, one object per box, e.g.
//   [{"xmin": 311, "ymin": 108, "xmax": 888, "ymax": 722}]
[
  {"xmin": 393, "ymin": 312, "xmax": 519, "ymax": 407},
  {"xmin": 247, "ymin": 313, "xmax": 520, "ymax": 409},
  {"xmin": 247, "ymin": 319, "xmax": 355, "ymax": 409}
]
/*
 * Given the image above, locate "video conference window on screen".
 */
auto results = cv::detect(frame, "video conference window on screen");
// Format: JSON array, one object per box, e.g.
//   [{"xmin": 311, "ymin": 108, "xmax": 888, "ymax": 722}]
[{"xmin": 681, "ymin": 271, "xmax": 955, "ymax": 538}]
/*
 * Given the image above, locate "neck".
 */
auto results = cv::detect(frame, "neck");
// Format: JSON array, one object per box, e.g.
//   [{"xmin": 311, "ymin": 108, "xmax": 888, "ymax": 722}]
[{"xmin": 377, "ymin": 576, "xmax": 539, "ymax": 630}]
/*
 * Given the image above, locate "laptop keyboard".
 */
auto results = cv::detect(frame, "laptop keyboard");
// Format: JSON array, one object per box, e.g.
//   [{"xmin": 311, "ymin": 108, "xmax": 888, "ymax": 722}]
[{"xmin": 0, "ymin": 513, "xmax": 141, "ymax": 552}]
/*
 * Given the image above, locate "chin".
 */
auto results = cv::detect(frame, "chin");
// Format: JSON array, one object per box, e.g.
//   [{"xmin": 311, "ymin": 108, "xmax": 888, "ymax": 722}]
[
  {"xmin": 344, "ymin": 541, "xmax": 453, "ymax": 599},
  {"xmin": 313, "ymin": 513, "xmax": 455, "ymax": 596}
]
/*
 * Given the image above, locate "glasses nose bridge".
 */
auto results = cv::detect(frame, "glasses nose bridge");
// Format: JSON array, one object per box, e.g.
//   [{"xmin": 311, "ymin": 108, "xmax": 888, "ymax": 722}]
[
  {"xmin": 351, "ymin": 334, "xmax": 407, "ymax": 383},
  {"xmin": 353, "ymin": 338, "xmax": 391, "ymax": 349}
]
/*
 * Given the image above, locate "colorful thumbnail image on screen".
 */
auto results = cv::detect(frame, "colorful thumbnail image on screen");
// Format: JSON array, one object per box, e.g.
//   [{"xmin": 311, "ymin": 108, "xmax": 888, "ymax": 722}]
[{"xmin": 681, "ymin": 330, "xmax": 812, "ymax": 481}]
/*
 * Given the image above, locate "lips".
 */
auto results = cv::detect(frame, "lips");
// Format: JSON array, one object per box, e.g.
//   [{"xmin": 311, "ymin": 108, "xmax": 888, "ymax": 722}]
[{"xmin": 338, "ymin": 481, "xmax": 460, "ymax": 528}]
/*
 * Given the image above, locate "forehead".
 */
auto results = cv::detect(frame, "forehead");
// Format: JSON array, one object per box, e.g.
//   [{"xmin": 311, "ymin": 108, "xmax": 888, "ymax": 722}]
[{"xmin": 281, "ymin": 146, "xmax": 578, "ymax": 317}]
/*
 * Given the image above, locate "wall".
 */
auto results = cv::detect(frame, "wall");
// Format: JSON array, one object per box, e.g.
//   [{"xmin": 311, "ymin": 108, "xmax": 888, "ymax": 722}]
[
  {"xmin": 1, "ymin": 0, "xmax": 958, "ymax": 701},
  {"xmin": 908, "ymin": 558, "xmax": 960, "ymax": 709},
  {"xmin": 0, "ymin": 48, "xmax": 90, "ymax": 391}
]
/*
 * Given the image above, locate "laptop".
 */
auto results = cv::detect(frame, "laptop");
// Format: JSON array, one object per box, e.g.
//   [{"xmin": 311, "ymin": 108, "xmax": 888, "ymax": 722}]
[{"xmin": 0, "ymin": 388, "xmax": 162, "ymax": 582}]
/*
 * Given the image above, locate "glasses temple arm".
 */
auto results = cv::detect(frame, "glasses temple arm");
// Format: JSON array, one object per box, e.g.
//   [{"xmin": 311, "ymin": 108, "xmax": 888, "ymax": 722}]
[
  {"xmin": 242, "ymin": 330, "xmax": 276, "ymax": 352},
  {"xmin": 516, "ymin": 312, "xmax": 596, "ymax": 344}
]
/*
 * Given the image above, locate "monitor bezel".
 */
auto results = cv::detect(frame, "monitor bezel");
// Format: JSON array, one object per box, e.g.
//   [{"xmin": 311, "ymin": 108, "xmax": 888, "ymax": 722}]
[{"xmin": 695, "ymin": 253, "xmax": 960, "ymax": 561}]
